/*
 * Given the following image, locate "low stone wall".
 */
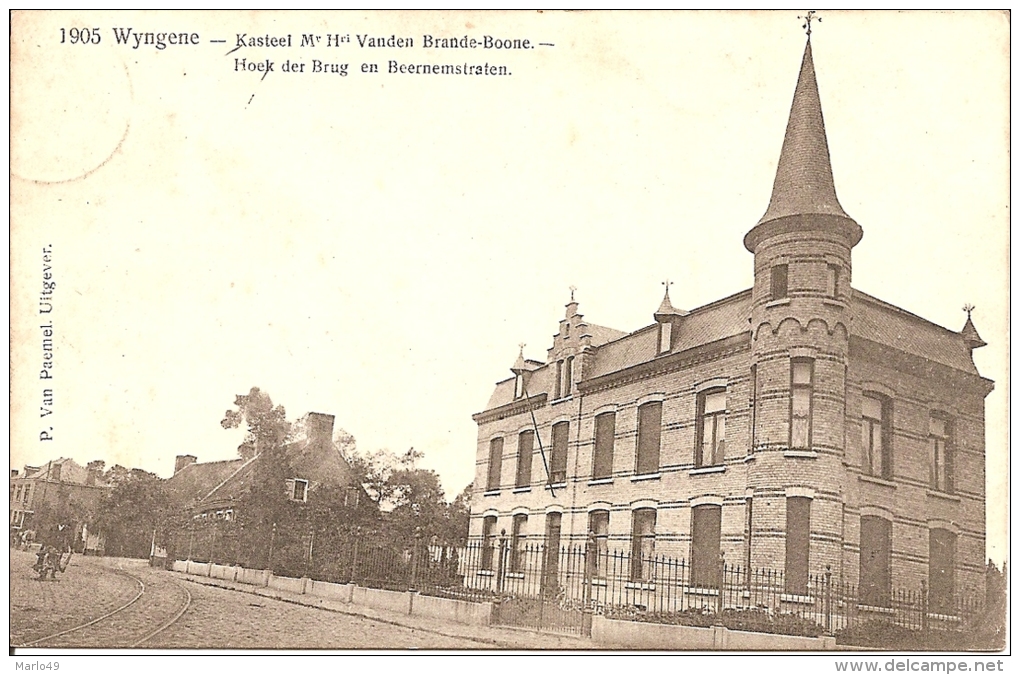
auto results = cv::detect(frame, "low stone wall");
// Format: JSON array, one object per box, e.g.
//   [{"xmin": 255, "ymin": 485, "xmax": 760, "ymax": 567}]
[
  {"xmin": 209, "ymin": 564, "xmax": 237, "ymax": 582},
  {"xmin": 353, "ymin": 586, "xmax": 411, "ymax": 614},
  {"xmin": 237, "ymin": 567, "xmax": 271, "ymax": 587},
  {"xmin": 592, "ymin": 616, "xmax": 836, "ymax": 650},
  {"xmin": 268, "ymin": 574, "xmax": 307, "ymax": 594},
  {"xmin": 171, "ymin": 559, "xmax": 188, "ymax": 573},
  {"xmin": 411, "ymin": 593, "xmax": 493, "ymax": 626},
  {"xmin": 185, "ymin": 560, "xmax": 211, "ymax": 577},
  {"xmin": 307, "ymin": 580, "xmax": 353, "ymax": 603}
]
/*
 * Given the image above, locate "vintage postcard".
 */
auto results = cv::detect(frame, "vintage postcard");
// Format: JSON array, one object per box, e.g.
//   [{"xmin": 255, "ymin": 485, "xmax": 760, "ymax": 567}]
[{"xmin": 9, "ymin": 10, "xmax": 1008, "ymax": 661}]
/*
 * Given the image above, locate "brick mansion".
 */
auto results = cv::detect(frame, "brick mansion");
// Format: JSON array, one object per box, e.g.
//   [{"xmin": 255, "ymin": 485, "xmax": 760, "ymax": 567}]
[{"xmin": 468, "ymin": 36, "xmax": 994, "ymax": 611}]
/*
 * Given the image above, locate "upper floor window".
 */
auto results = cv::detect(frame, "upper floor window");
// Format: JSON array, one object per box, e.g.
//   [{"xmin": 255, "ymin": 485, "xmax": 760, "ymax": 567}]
[
  {"xmin": 771, "ymin": 264, "xmax": 789, "ymax": 300},
  {"xmin": 862, "ymin": 394, "xmax": 892, "ymax": 479},
  {"xmin": 826, "ymin": 264, "xmax": 839, "ymax": 298},
  {"xmin": 630, "ymin": 508, "xmax": 656, "ymax": 582},
  {"xmin": 289, "ymin": 478, "xmax": 309, "ymax": 502},
  {"xmin": 790, "ymin": 359, "xmax": 814, "ymax": 449},
  {"xmin": 592, "ymin": 412, "xmax": 616, "ymax": 480},
  {"xmin": 344, "ymin": 486, "xmax": 360, "ymax": 508},
  {"xmin": 563, "ymin": 356, "xmax": 575, "ymax": 397},
  {"xmin": 929, "ymin": 415, "xmax": 953, "ymax": 493},
  {"xmin": 696, "ymin": 389, "xmax": 727, "ymax": 467},
  {"xmin": 514, "ymin": 373, "xmax": 525, "ymax": 399},
  {"xmin": 486, "ymin": 437, "xmax": 503, "ymax": 491},
  {"xmin": 657, "ymin": 321, "xmax": 672, "ymax": 355},
  {"xmin": 555, "ymin": 361, "xmax": 563, "ymax": 399},
  {"xmin": 550, "ymin": 422, "xmax": 569, "ymax": 484},
  {"xmin": 516, "ymin": 430, "xmax": 534, "ymax": 488},
  {"xmin": 636, "ymin": 401, "xmax": 662, "ymax": 475}
]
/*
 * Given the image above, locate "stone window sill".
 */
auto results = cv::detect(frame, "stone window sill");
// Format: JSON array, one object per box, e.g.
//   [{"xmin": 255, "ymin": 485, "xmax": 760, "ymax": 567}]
[
  {"xmin": 685, "ymin": 587, "xmax": 720, "ymax": 597},
  {"xmin": 780, "ymin": 593, "xmax": 815, "ymax": 605},
  {"xmin": 858, "ymin": 604, "xmax": 896, "ymax": 615},
  {"xmin": 784, "ymin": 450, "xmax": 818, "ymax": 459},
  {"xmin": 766, "ymin": 298, "xmax": 791, "ymax": 309},
  {"xmin": 689, "ymin": 465, "xmax": 726, "ymax": 476},
  {"xmin": 587, "ymin": 478, "xmax": 613, "ymax": 486},
  {"xmin": 859, "ymin": 474, "xmax": 896, "ymax": 489},
  {"xmin": 625, "ymin": 582, "xmax": 656, "ymax": 591},
  {"xmin": 544, "ymin": 482, "xmax": 567, "ymax": 491},
  {"xmin": 822, "ymin": 298, "xmax": 846, "ymax": 308},
  {"xmin": 512, "ymin": 486, "xmax": 531, "ymax": 494},
  {"xmin": 477, "ymin": 570, "xmax": 495, "ymax": 577},
  {"xmin": 551, "ymin": 396, "xmax": 574, "ymax": 405},
  {"xmin": 630, "ymin": 473, "xmax": 661, "ymax": 483},
  {"xmin": 483, "ymin": 490, "xmax": 501, "ymax": 497},
  {"xmin": 926, "ymin": 489, "xmax": 961, "ymax": 503},
  {"xmin": 591, "ymin": 578, "xmax": 608, "ymax": 587},
  {"xmin": 505, "ymin": 572, "xmax": 525, "ymax": 579}
]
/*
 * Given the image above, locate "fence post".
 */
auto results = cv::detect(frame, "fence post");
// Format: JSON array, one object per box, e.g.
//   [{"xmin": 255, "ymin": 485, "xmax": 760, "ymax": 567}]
[
  {"xmin": 582, "ymin": 531, "xmax": 595, "ymax": 635},
  {"xmin": 268, "ymin": 523, "xmax": 276, "ymax": 572},
  {"xmin": 306, "ymin": 525, "xmax": 314, "ymax": 578},
  {"xmin": 717, "ymin": 552, "xmax": 725, "ymax": 614},
  {"xmin": 188, "ymin": 525, "xmax": 194, "ymax": 560},
  {"xmin": 410, "ymin": 527, "xmax": 423, "ymax": 591},
  {"xmin": 920, "ymin": 579, "xmax": 929, "ymax": 631},
  {"xmin": 350, "ymin": 526, "xmax": 361, "ymax": 585},
  {"xmin": 824, "ymin": 564, "xmax": 833, "ymax": 635},
  {"xmin": 496, "ymin": 529, "xmax": 508, "ymax": 594}
]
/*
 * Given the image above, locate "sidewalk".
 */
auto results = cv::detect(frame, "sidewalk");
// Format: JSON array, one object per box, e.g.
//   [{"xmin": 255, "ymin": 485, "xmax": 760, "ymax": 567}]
[{"xmin": 170, "ymin": 571, "xmax": 597, "ymax": 650}]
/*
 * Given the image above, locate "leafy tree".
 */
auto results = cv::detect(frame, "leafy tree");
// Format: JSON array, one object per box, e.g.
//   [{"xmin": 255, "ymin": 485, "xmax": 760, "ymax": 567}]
[
  {"xmin": 93, "ymin": 468, "xmax": 175, "ymax": 558},
  {"xmin": 221, "ymin": 386, "xmax": 291, "ymax": 461}
]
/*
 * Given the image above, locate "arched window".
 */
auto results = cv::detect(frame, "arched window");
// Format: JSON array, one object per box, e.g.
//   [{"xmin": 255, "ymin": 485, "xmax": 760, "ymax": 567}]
[
  {"xmin": 862, "ymin": 394, "xmax": 893, "ymax": 479},
  {"xmin": 696, "ymin": 388, "xmax": 727, "ymax": 467}
]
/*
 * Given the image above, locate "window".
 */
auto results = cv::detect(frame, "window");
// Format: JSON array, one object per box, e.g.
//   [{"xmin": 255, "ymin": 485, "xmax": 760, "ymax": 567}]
[
  {"xmin": 658, "ymin": 321, "xmax": 672, "ymax": 354},
  {"xmin": 862, "ymin": 394, "xmax": 892, "ymax": 479},
  {"xmin": 771, "ymin": 264, "xmax": 789, "ymax": 300},
  {"xmin": 790, "ymin": 359, "xmax": 814, "ymax": 449},
  {"xmin": 22, "ymin": 485, "xmax": 30, "ymax": 504},
  {"xmin": 542, "ymin": 513, "xmax": 562, "ymax": 594},
  {"xmin": 785, "ymin": 497, "xmax": 811, "ymax": 594},
  {"xmin": 555, "ymin": 361, "xmax": 563, "ymax": 399},
  {"xmin": 636, "ymin": 401, "xmax": 662, "ymax": 475},
  {"xmin": 929, "ymin": 416, "xmax": 953, "ymax": 493},
  {"xmin": 550, "ymin": 422, "xmax": 569, "ymax": 484},
  {"xmin": 630, "ymin": 509, "xmax": 656, "ymax": 582},
  {"xmin": 514, "ymin": 373, "xmax": 525, "ymax": 399},
  {"xmin": 592, "ymin": 412, "xmax": 616, "ymax": 480},
  {"xmin": 588, "ymin": 510, "xmax": 610, "ymax": 577},
  {"xmin": 486, "ymin": 437, "xmax": 503, "ymax": 491},
  {"xmin": 516, "ymin": 430, "xmax": 534, "ymax": 488},
  {"xmin": 344, "ymin": 486, "xmax": 360, "ymax": 508},
  {"xmin": 827, "ymin": 264, "xmax": 839, "ymax": 298},
  {"xmin": 697, "ymin": 389, "xmax": 727, "ymax": 467},
  {"xmin": 481, "ymin": 515, "xmax": 497, "ymax": 570},
  {"xmin": 224, "ymin": 509, "xmax": 234, "ymax": 521},
  {"xmin": 744, "ymin": 497, "xmax": 754, "ymax": 579},
  {"xmin": 691, "ymin": 504, "xmax": 722, "ymax": 588},
  {"xmin": 563, "ymin": 356, "xmax": 574, "ymax": 397},
  {"xmin": 289, "ymin": 478, "xmax": 308, "ymax": 502},
  {"xmin": 929, "ymin": 529, "xmax": 956, "ymax": 615},
  {"xmin": 14, "ymin": 485, "xmax": 22, "ymax": 502},
  {"xmin": 860, "ymin": 516, "xmax": 892, "ymax": 607},
  {"xmin": 750, "ymin": 365, "xmax": 758, "ymax": 452},
  {"xmin": 510, "ymin": 513, "xmax": 527, "ymax": 572}
]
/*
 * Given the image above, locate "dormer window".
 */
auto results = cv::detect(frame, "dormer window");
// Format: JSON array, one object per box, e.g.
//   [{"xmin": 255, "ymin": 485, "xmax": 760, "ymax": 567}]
[
  {"xmin": 657, "ymin": 321, "xmax": 672, "ymax": 354},
  {"xmin": 514, "ymin": 372, "xmax": 525, "ymax": 399}
]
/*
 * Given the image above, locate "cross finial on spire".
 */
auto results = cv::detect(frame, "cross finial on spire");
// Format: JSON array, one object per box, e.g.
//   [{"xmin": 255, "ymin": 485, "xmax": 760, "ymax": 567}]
[
  {"xmin": 963, "ymin": 303, "xmax": 976, "ymax": 318},
  {"xmin": 662, "ymin": 279, "xmax": 673, "ymax": 289},
  {"xmin": 518, "ymin": 342, "xmax": 526, "ymax": 354},
  {"xmin": 569, "ymin": 285, "xmax": 577, "ymax": 302},
  {"xmin": 798, "ymin": 10, "xmax": 821, "ymax": 38}
]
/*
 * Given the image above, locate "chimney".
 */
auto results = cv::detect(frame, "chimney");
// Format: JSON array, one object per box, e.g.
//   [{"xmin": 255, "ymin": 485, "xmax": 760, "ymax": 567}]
[
  {"xmin": 10, "ymin": 469, "xmax": 18, "ymax": 479},
  {"xmin": 304, "ymin": 412, "xmax": 335, "ymax": 450},
  {"xmin": 174, "ymin": 454, "xmax": 197, "ymax": 475}
]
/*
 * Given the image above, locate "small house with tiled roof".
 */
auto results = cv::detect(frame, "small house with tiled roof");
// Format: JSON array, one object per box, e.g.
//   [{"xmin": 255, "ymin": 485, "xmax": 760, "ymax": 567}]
[
  {"xmin": 167, "ymin": 412, "xmax": 363, "ymax": 522},
  {"xmin": 469, "ymin": 36, "xmax": 993, "ymax": 613}
]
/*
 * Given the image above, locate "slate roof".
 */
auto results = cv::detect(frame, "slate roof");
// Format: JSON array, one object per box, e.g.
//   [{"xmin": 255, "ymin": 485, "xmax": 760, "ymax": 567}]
[{"xmin": 165, "ymin": 458, "xmax": 245, "ymax": 509}]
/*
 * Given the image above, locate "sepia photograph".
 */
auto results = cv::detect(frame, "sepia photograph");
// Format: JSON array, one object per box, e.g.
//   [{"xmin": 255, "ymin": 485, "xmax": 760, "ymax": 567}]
[{"xmin": 8, "ymin": 10, "xmax": 1009, "ymax": 664}]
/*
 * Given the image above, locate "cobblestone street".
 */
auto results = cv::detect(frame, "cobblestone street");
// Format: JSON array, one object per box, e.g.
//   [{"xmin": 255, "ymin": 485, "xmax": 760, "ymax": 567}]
[{"xmin": 10, "ymin": 551, "xmax": 593, "ymax": 650}]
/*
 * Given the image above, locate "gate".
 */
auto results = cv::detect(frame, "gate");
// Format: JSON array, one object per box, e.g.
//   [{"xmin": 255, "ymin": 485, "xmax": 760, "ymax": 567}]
[{"xmin": 487, "ymin": 535, "xmax": 594, "ymax": 637}]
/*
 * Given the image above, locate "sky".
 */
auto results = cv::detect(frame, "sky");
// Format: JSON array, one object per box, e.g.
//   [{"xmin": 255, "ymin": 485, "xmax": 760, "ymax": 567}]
[{"xmin": 10, "ymin": 11, "xmax": 1009, "ymax": 563}]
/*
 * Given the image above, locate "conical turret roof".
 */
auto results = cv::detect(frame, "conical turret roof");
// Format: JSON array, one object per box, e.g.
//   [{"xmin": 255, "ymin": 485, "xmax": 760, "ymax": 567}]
[
  {"xmin": 961, "ymin": 312, "xmax": 987, "ymax": 350},
  {"xmin": 757, "ymin": 39, "xmax": 853, "ymax": 227}
]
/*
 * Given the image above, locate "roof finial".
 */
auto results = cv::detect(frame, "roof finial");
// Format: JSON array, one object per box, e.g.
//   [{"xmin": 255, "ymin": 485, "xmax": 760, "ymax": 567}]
[
  {"xmin": 518, "ymin": 342, "xmax": 527, "ymax": 354},
  {"xmin": 511, "ymin": 343, "xmax": 528, "ymax": 374},
  {"xmin": 963, "ymin": 303, "xmax": 975, "ymax": 319},
  {"xmin": 662, "ymin": 279, "xmax": 673, "ymax": 290},
  {"xmin": 799, "ymin": 10, "xmax": 821, "ymax": 38},
  {"xmin": 569, "ymin": 285, "xmax": 577, "ymax": 302}
]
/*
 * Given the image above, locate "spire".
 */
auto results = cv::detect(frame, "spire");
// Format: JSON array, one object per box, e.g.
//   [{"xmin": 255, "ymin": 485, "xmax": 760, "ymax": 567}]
[
  {"xmin": 511, "ymin": 343, "xmax": 529, "ymax": 375},
  {"xmin": 757, "ymin": 38, "xmax": 852, "ymax": 228},
  {"xmin": 654, "ymin": 280, "xmax": 687, "ymax": 321},
  {"xmin": 961, "ymin": 305, "xmax": 987, "ymax": 350}
]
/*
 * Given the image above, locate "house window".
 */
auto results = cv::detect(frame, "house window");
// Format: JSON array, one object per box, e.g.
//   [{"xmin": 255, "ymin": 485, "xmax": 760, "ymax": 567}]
[
  {"xmin": 516, "ymin": 430, "xmax": 534, "ymax": 488},
  {"xmin": 14, "ymin": 485, "xmax": 22, "ymax": 502},
  {"xmin": 771, "ymin": 264, "xmax": 789, "ymax": 300},
  {"xmin": 481, "ymin": 515, "xmax": 497, "ymax": 571},
  {"xmin": 514, "ymin": 373, "xmax": 525, "ymax": 399},
  {"xmin": 929, "ymin": 529, "xmax": 956, "ymax": 615},
  {"xmin": 555, "ymin": 361, "xmax": 563, "ymax": 399},
  {"xmin": 827, "ymin": 264, "xmax": 839, "ymax": 298},
  {"xmin": 860, "ymin": 515, "xmax": 892, "ymax": 607},
  {"xmin": 542, "ymin": 512, "xmax": 562, "ymax": 594},
  {"xmin": 790, "ymin": 358, "xmax": 814, "ymax": 449},
  {"xmin": 636, "ymin": 401, "xmax": 662, "ymax": 475},
  {"xmin": 510, "ymin": 513, "xmax": 528, "ymax": 573},
  {"xmin": 588, "ymin": 510, "xmax": 610, "ymax": 577},
  {"xmin": 290, "ymin": 478, "xmax": 308, "ymax": 502},
  {"xmin": 785, "ymin": 497, "xmax": 811, "ymax": 595},
  {"xmin": 658, "ymin": 321, "xmax": 672, "ymax": 354},
  {"xmin": 563, "ymin": 356, "xmax": 574, "ymax": 397},
  {"xmin": 929, "ymin": 416, "xmax": 953, "ymax": 493},
  {"xmin": 592, "ymin": 412, "xmax": 616, "ymax": 480},
  {"xmin": 750, "ymin": 365, "xmax": 758, "ymax": 452},
  {"xmin": 344, "ymin": 486, "xmax": 360, "ymax": 508},
  {"xmin": 23, "ymin": 485, "xmax": 30, "ymax": 504},
  {"xmin": 224, "ymin": 509, "xmax": 234, "ymax": 522},
  {"xmin": 862, "ymin": 394, "xmax": 892, "ymax": 479},
  {"xmin": 691, "ymin": 504, "xmax": 722, "ymax": 588},
  {"xmin": 550, "ymin": 422, "xmax": 569, "ymax": 484},
  {"xmin": 486, "ymin": 437, "xmax": 503, "ymax": 491},
  {"xmin": 696, "ymin": 389, "xmax": 727, "ymax": 467},
  {"xmin": 630, "ymin": 509, "xmax": 656, "ymax": 582}
]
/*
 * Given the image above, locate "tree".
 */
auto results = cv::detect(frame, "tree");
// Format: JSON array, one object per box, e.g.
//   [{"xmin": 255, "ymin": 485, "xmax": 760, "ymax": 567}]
[
  {"xmin": 221, "ymin": 386, "xmax": 291, "ymax": 460},
  {"xmin": 93, "ymin": 468, "xmax": 175, "ymax": 558}
]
